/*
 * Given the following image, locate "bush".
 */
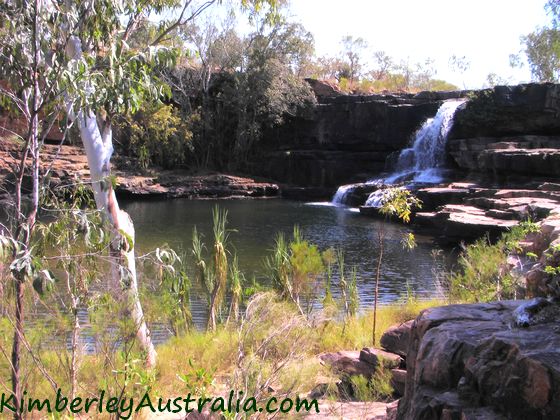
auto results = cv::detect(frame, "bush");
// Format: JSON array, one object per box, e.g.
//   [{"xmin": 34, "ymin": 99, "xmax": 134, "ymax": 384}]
[
  {"xmin": 116, "ymin": 102, "xmax": 194, "ymax": 170},
  {"xmin": 449, "ymin": 222, "xmax": 540, "ymax": 302}
]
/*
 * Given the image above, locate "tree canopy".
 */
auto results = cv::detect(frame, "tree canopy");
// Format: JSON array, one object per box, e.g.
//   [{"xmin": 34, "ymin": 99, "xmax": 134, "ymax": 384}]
[{"xmin": 517, "ymin": 0, "xmax": 560, "ymax": 82}]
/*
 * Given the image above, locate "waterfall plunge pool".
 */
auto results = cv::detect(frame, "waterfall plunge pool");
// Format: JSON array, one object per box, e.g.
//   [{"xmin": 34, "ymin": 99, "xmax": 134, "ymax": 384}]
[{"xmin": 124, "ymin": 198, "xmax": 456, "ymax": 332}]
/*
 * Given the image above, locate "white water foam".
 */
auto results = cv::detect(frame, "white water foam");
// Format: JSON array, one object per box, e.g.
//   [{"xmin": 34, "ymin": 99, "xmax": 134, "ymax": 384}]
[{"xmin": 332, "ymin": 99, "xmax": 465, "ymax": 207}]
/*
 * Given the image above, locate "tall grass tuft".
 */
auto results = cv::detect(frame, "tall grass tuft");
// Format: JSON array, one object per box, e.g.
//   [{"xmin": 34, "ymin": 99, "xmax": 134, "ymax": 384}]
[
  {"xmin": 208, "ymin": 206, "xmax": 230, "ymax": 331},
  {"xmin": 192, "ymin": 226, "xmax": 210, "ymax": 295},
  {"xmin": 227, "ymin": 254, "xmax": 244, "ymax": 324}
]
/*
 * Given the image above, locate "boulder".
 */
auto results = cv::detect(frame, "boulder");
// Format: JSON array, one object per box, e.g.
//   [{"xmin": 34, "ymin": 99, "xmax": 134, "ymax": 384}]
[
  {"xmin": 319, "ymin": 351, "xmax": 376, "ymax": 379},
  {"xmin": 390, "ymin": 369, "xmax": 407, "ymax": 397},
  {"xmin": 305, "ymin": 78, "xmax": 343, "ymax": 98},
  {"xmin": 380, "ymin": 320, "xmax": 414, "ymax": 358},
  {"xmin": 359, "ymin": 348, "xmax": 403, "ymax": 369},
  {"xmin": 397, "ymin": 301, "xmax": 560, "ymax": 420},
  {"xmin": 385, "ymin": 399, "xmax": 399, "ymax": 420}
]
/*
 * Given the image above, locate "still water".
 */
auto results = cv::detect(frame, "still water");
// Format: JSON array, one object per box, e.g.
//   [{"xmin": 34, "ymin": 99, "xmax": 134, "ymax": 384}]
[{"xmin": 122, "ymin": 198, "xmax": 452, "ymax": 331}]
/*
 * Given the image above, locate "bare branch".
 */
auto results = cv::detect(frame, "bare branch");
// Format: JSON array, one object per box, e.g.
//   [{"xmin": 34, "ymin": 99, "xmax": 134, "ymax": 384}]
[{"xmin": 150, "ymin": 0, "xmax": 217, "ymax": 46}]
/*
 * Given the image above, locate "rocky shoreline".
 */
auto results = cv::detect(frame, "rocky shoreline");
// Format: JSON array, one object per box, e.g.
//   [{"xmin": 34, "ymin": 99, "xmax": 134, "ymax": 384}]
[{"xmin": 0, "ymin": 141, "xmax": 280, "ymax": 201}]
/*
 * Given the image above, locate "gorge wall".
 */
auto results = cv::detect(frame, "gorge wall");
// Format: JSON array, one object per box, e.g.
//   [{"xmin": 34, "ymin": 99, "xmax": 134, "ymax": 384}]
[
  {"xmin": 247, "ymin": 88, "xmax": 466, "ymax": 189},
  {"xmin": 248, "ymin": 82, "xmax": 560, "ymax": 192}
]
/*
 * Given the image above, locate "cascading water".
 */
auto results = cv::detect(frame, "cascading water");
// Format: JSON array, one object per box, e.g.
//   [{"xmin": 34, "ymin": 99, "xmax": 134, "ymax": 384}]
[
  {"xmin": 331, "ymin": 184, "xmax": 354, "ymax": 206},
  {"xmin": 384, "ymin": 99, "xmax": 465, "ymax": 185},
  {"xmin": 332, "ymin": 99, "xmax": 465, "ymax": 206}
]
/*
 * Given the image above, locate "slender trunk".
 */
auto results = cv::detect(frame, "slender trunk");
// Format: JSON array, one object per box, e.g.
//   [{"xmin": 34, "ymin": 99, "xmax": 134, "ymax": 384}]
[
  {"xmin": 77, "ymin": 113, "xmax": 156, "ymax": 367},
  {"xmin": 11, "ymin": 0, "xmax": 42, "ymax": 410},
  {"xmin": 70, "ymin": 308, "xmax": 79, "ymax": 400},
  {"xmin": 373, "ymin": 229, "xmax": 384, "ymax": 346},
  {"xmin": 66, "ymin": 272, "xmax": 79, "ymax": 400},
  {"xmin": 11, "ymin": 280, "xmax": 24, "ymax": 420},
  {"xmin": 208, "ymin": 293, "xmax": 217, "ymax": 331}
]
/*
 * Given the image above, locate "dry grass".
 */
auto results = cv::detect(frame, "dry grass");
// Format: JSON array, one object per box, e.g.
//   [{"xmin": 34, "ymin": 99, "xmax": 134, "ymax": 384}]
[{"xmin": 0, "ymin": 293, "xmax": 445, "ymax": 410}]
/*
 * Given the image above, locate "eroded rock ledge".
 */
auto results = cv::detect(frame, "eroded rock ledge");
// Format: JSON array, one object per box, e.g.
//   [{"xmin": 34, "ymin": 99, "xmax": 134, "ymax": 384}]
[
  {"xmin": 0, "ymin": 141, "xmax": 279, "ymax": 200},
  {"xmin": 397, "ymin": 301, "xmax": 560, "ymax": 419},
  {"xmin": 413, "ymin": 182, "xmax": 560, "ymax": 242}
]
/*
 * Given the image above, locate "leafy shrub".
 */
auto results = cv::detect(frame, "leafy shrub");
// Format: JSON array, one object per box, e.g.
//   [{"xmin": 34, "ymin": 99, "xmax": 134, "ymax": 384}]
[
  {"xmin": 450, "ymin": 221, "xmax": 540, "ymax": 302},
  {"xmin": 116, "ymin": 103, "xmax": 194, "ymax": 170}
]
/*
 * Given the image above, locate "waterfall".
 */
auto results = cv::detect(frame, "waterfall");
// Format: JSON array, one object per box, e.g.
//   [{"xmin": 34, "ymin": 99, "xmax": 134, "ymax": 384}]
[
  {"xmin": 332, "ymin": 184, "xmax": 354, "ymax": 205},
  {"xmin": 384, "ymin": 99, "xmax": 465, "ymax": 184},
  {"xmin": 331, "ymin": 99, "xmax": 465, "ymax": 206}
]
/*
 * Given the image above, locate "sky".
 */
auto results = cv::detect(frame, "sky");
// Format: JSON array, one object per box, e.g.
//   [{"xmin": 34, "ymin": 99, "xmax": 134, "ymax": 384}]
[{"xmin": 284, "ymin": 0, "xmax": 550, "ymax": 89}]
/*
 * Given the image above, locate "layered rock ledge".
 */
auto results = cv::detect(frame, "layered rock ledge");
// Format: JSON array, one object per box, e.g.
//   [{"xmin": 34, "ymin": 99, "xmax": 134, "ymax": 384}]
[{"xmin": 414, "ymin": 182, "xmax": 560, "ymax": 242}]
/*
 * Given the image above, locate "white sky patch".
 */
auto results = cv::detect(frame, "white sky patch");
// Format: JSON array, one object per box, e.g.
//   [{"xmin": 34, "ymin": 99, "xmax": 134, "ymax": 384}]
[{"xmin": 287, "ymin": 0, "xmax": 551, "ymax": 88}]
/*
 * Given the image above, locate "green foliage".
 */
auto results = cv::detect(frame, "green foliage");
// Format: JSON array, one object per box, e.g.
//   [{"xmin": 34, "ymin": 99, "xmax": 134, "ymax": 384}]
[
  {"xmin": 372, "ymin": 187, "xmax": 420, "ymax": 345},
  {"xmin": 321, "ymin": 248, "xmax": 337, "ymax": 311},
  {"xmin": 148, "ymin": 247, "xmax": 192, "ymax": 335},
  {"xmin": 264, "ymin": 227, "xmax": 325, "ymax": 315},
  {"xmin": 290, "ymin": 226, "xmax": 324, "ymax": 305},
  {"xmin": 177, "ymin": 358, "xmax": 216, "ymax": 398},
  {"xmin": 208, "ymin": 206, "xmax": 231, "ymax": 330},
  {"xmin": 264, "ymin": 233, "xmax": 291, "ymax": 297},
  {"xmin": 350, "ymin": 368, "xmax": 393, "ymax": 402},
  {"xmin": 192, "ymin": 226, "xmax": 210, "ymax": 295},
  {"xmin": 516, "ymin": 0, "xmax": 560, "ymax": 82},
  {"xmin": 323, "ymin": 51, "xmax": 458, "ymax": 94},
  {"xmin": 450, "ymin": 222, "xmax": 540, "ymax": 302},
  {"xmin": 378, "ymin": 187, "xmax": 422, "ymax": 223},
  {"xmin": 339, "ymin": 35, "xmax": 368, "ymax": 82},
  {"xmin": 227, "ymin": 254, "xmax": 244, "ymax": 323},
  {"xmin": 117, "ymin": 103, "xmax": 194, "ymax": 170},
  {"xmin": 522, "ymin": 27, "xmax": 560, "ymax": 82},
  {"xmin": 348, "ymin": 267, "xmax": 359, "ymax": 317}
]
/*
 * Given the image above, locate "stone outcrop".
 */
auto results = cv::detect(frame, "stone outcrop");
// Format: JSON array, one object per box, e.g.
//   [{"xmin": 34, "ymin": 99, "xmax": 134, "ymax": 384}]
[
  {"xmin": 305, "ymin": 78, "xmax": 343, "ymax": 97},
  {"xmin": 116, "ymin": 173, "xmax": 279, "ymax": 199},
  {"xmin": 0, "ymin": 140, "xmax": 279, "ymax": 201},
  {"xmin": 447, "ymin": 84, "xmax": 560, "ymax": 181},
  {"xmin": 359, "ymin": 348, "xmax": 403, "ymax": 370},
  {"xmin": 380, "ymin": 320, "xmax": 414, "ymax": 358},
  {"xmin": 318, "ymin": 345, "xmax": 407, "ymax": 402},
  {"xmin": 319, "ymin": 351, "xmax": 377, "ymax": 379},
  {"xmin": 447, "ymin": 135, "xmax": 560, "ymax": 178},
  {"xmin": 414, "ymin": 183, "xmax": 560, "ymax": 242},
  {"xmin": 449, "ymin": 83, "xmax": 560, "ymax": 140},
  {"xmin": 397, "ymin": 301, "xmax": 560, "ymax": 420}
]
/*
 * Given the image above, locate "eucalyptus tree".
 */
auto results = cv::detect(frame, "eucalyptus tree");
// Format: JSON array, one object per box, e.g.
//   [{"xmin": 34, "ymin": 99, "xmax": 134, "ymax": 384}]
[
  {"xmin": 0, "ymin": 0, "xmax": 279, "ymax": 414},
  {"xmin": 340, "ymin": 35, "xmax": 368, "ymax": 83},
  {"xmin": 515, "ymin": 0, "xmax": 560, "ymax": 82}
]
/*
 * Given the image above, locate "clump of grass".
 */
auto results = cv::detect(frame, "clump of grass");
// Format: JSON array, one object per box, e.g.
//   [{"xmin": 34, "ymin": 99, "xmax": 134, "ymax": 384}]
[
  {"xmin": 314, "ymin": 298, "xmax": 446, "ymax": 351},
  {"xmin": 350, "ymin": 368, "xmax": 393, "ymax": 402}
]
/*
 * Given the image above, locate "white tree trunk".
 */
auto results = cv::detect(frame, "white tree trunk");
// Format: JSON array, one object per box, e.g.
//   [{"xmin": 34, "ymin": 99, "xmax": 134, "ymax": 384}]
[
  {"xmin": 66, "ymin": 36, "xmax": 156, "ymax": 367},
  {"xmin": 77, "ymin": 112, "xmax": 157, "ymax": 367}
]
